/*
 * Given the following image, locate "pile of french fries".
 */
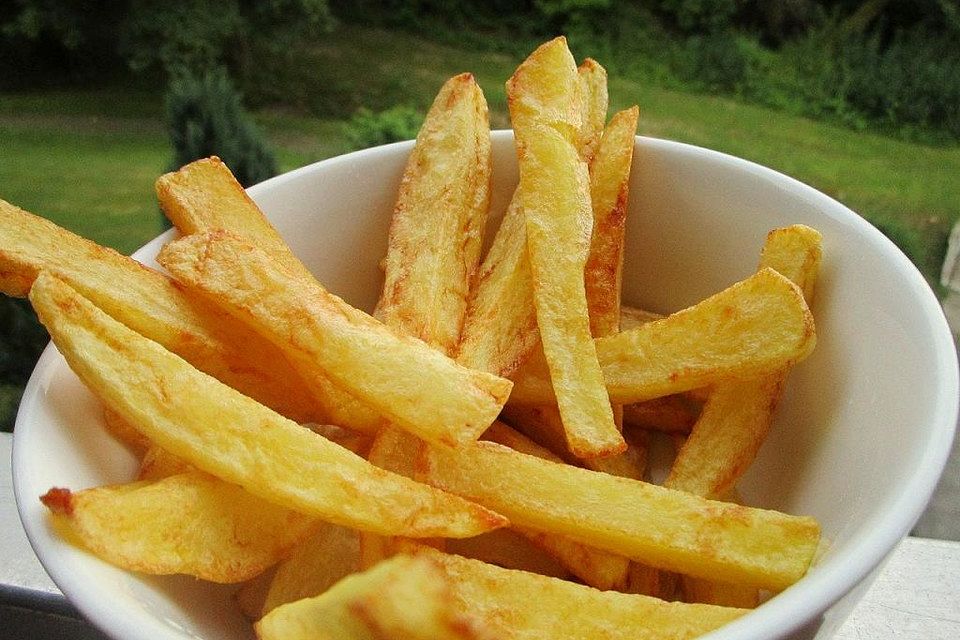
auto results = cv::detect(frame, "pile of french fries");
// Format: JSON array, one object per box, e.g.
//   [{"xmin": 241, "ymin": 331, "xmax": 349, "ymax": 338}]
[{"xmin": 0, "ymin": 37, "xmax": 826, "ymax": 639}]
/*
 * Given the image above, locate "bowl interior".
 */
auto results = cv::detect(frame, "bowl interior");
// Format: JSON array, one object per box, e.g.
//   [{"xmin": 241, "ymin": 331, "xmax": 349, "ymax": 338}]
[{"xmin": 13, "ymin": 131, "xmax": 958, "ymax": 640}]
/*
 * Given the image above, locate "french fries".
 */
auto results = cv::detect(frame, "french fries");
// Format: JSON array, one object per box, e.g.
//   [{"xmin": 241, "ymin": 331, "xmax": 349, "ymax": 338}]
[
  {"xmin": 158, "ymin": 231, "xmax": 512, "ymax": 447},
  {"xmin": 509, "ymin": 267, "xmax": 816, "ymax": 405},
  {"xmin": 429, "ymin": 549, "xmax": 746, "ymax": 639},
  {"xmin": 666, "ymin": 226, "xmax": 822, "ymax": 498},
  {"xmin": 0, "ymin": 198, "xmax": 318, "ymax": 423},
  {"xmin": 156, "ymin": 157, "xmax": 385, "ymax": 434},
  {"xmin": 30, "ymin": 272, "xmax": 507, "ymax": 539},
  {"xmin": 41, "ymin": 472, "xmax": 318, "ymax": 583},
  {"xmin": 420, "ymin": 440, "xmax": 820, "ymax": 591},
  {"xmin": 5, "ymin": 34, "xmax": 833, "ymax": 640},
  {"xmin": 374, "ymin": 72, "xmax": 491, "ymax": 354},
  {"xmin": 508, "ymin": 36, "xmax": 623, "ymax": 458},
  {"xmin": 257, "ymin": 554, "xmax": 492, "ymax": 640}
]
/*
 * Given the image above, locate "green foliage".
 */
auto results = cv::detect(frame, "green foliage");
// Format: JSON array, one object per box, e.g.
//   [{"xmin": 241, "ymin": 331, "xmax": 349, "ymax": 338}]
[
  {"xmin": 165, "ymin": 68, "xmax": 278, "ymax": 187},
  {"xmin": 343, "ymin": 106, "xmax": 423, "ymax": 149},
  {"xmin": 835, "ymin": 27, "xmax": 960, "ymax": 140},
  {"xmin": 1, "ymin": 0, "xmax": 334, "ymax": 82},
  {"xmin": 658, "ymin": 0, "xmax": 741, "ymax": 33},
  {"xmin": 0, "ymin": 298, "xmax": 48, "ymax": 431}
]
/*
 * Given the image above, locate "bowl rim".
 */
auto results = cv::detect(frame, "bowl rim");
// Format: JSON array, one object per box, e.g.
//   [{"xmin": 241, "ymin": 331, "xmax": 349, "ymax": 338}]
[{"xmin": 13, "ymin": 131, "xmax": 959, "ymax": 640}]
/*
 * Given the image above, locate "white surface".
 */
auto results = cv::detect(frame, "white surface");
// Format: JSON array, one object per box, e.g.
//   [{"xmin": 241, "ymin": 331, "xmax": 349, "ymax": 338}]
[{"xmin": 12, "ymin": 133, "xmax": 960, "ymax": 640}]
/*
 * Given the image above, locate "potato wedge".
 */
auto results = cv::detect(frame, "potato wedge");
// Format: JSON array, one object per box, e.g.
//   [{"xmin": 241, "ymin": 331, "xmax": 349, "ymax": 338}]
[
  {"xmin": 482, "ymin": 421, "xmax": 631, "ymax": 591},
  {"xmin": 155, "ymin": 158, "xmax": 384, "ymax": 434},
  {"xmin": 0, "ymin": 198, "xmax": 317, "ymax": 422},
  {"xmin": 257, "ymin": 554, "xmax": 491, "ymax": 640},
  {"xmin": 666, "ymin": 225, "xmax": 822, "ymax": 498},
  {"xmin": 158, "ymin": 231, "xmax": 512, "ymax": 447},
  {"xmin": 374, "ymin": 73, "xmax": 491, "ymax": 354},
  {"xmin": 509, "ymin": 267, "xmax": 816, "ymax": 405},
  {"xmin": 262, "ymin": 522, "xmax": 361, "ymax": 617},
  {"xmin": 508, "ymin": 36, "xmax": 623, "ymax": 458},
  {"xmin": 30, "ymin": 273, "xmax": 507, "ymax": 538},
  {"xmin": 40, "ymin": 473, "xmax": 318, "ymax": 583},
  {"xmin": 421, "ymin": 440, "xmax": 820, "ymax": 591},
  {"xmin": 427, "ymin": 549, "xmax": 747, "ymax": 639}
]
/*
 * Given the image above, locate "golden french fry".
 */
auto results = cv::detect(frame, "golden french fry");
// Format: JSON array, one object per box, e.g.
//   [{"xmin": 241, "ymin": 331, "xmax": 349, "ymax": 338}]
[
  {"xmin": 507, "ymin": 36, "xmax": 623, "ymax": 458},
  {"xmin": 619, "ymin": 305, "xmax": 664, "ymax": 327},
  {"xmin": 262, "ymin": 522, "xmax": 360, "ymax": 617},
  {"xmin": 421, "ymin": 440, "xmax": 820, "ymax": 591},
  {"xmin": 482, "ymin": 421, "xmax": 630, "ymax": 591},
  {"xmin": 40, "ymin": 472, "xmax": 318, "ymax": 583},
  {"xmin": 374, "ymin": 73, "xmax": 491, "ymax": 354},
  {"xmin": 666, "ymin": 225, "xmax": 822, "ymax": 498},
  {"xmin": 156, "ymin": 158, "xmax": 384, "ymax": 434},
  {"xmin": 30, "ymin": 273, "xmax": 507, "ymax": 539},
  {"xmin": 622, "ymin": 396, "xmax": 701, "ymax": 434},
  {"xmin": 455, "ymin": 190, "xmax": 539, "ymax": 378},
  {"xmin": 509, "ymin": 267, "xmax": 817, "ymax": 405},
  {"xmin": 444, "ymin": 528, "xmax": 570, "ymax": 579},
  {"xmin": 427, "ymin": 549, "xmax": 746, "ymax": 639},
  {"xmin": 358, "ymin": 426, "xmax": 445, "ymax": 570},
  {"xmin": 158, "ymin": 231, "xmax": 512, "ymax": 447},
  {"xmin": 0, "ymin": 198, "xmax": 318, "ymax": 422},
  {"xmin": 585, "ymin": 106, "xmax": 639, "ymax": 340},
  {"xmin": 576, "ymin": 58, "xmax": 608, "ymax": 165},
  {"xmin": 256, "ymin": 554, "xmax": 492, "ymax": 640}
]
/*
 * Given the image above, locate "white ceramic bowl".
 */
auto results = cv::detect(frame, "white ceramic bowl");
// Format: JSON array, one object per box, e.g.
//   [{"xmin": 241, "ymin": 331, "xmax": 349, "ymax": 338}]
[{"xmin": 14, "ymin": 131, "xmax": 958, "ymax": 640}]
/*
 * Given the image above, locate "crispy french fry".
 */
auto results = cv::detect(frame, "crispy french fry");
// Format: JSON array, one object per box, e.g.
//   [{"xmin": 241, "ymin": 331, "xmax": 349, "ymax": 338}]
[
  {"xmin": 257, "ymin": 554, "xmax": 492, "ymax": 640},
  {"xmin": 444, "ymin": 528, "xmax": 570, "ymax": 579},
  {"xmin": 158, "ymin": 231, "xmax": 512, "ymax": 447},
  {"xmin": 40, "ymin": 472, "xmax": 318, "ymax": 583},
  {"xmin": 374, "ymin": 73, "xmax": 491, "ymax": 354},
  {"xmin": 262, "ymin": 522, "xmax": 360, "ymax": 617},
  {"xmin": 30, "ymin": 273, "xmax": 507, "ymax": 539},
  {"xmin": 455, "ymin": 191, "xmax": 539, "ymax": 378},
  {"xmin": 509, "ymin": 267, "xmax": 816, "ymax": 405},
  {"xmin": 156, "ymin": 158, "xmax": 384, "ymax": 434},
  {"xmin": 666, "ymin": 225, "xmax": 822, "ymax": 498},
  {"xmin": 421, "ymin": 440, "xmax": 820, "ymax": 591},
  {"xmin": 585, "ymin": 106, "xmax": 639, "ymax": 341},
  {"xmin": 427, "ymin": 549, "xmax": 746, "ymax": 639},
  {"xmin": 622, "ymin": 396, "xmax": 700, "ymax": 434},
  {"xmin": 508, "ymin": 36, "xmax": 623, "ymax": 458},
  {"xmin": 0, "ymin": 198, "xmax": 318, "ymax": 422},
  {"xmin": 576, "ymin": 58, "xmax": 608, "ymax": 165},
  {"xmin": 482, "ymin": 421, "xmax": 631, "ymax": 590},
  {"xmin": 358, "ymin": 426, "xmax": 444, "ymax": 570}
]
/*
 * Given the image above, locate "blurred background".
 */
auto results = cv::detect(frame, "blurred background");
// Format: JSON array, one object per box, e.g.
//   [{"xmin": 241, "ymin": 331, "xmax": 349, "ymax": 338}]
[{"xmin": 1, "ymin": 1, "xmax": 958, "ymax": 532}]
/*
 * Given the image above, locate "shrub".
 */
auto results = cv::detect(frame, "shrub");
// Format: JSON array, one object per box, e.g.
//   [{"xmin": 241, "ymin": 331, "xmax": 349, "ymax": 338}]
[
  {"xmin": 343, "ymin": 105, "xmax": 423, "ymax": 150},
  {"xmin": 0, "ymin": 297, "xmax": 49, "ymax": 432},
  {"xmin": 165, "ymin": 67, "xmax": 277, "ymax": 188}
]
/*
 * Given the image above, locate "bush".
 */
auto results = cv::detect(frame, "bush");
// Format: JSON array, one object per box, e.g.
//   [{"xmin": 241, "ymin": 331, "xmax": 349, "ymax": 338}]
[
  {"xmin": 165, "ymin": 67, "xmax": 278, "ymax": 188},
  {"xmin": 343, "ymin": 105, "xmax": 423, "ymax": 149},
  {"xmin": 836, "ymin": 27, "xmax": 960, "ymax": 141},
  {"xmin": 0, "ymin": 297, "xmax": 49, "ymax": 432}
]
